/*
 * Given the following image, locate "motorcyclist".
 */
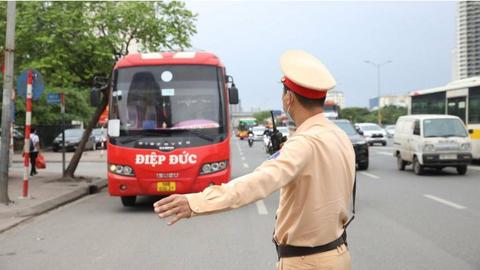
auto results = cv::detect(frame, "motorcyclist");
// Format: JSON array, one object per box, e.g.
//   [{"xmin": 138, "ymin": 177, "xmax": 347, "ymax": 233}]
[{"xmin": 247, "ymin": 128, "xmax": 254, "ymax": 147}]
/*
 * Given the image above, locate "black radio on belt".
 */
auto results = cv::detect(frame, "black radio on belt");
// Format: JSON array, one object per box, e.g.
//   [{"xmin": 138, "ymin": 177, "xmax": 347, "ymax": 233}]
[{"xmin": 267, "ymin": 110, "xmax": 287, "ymax": 155}]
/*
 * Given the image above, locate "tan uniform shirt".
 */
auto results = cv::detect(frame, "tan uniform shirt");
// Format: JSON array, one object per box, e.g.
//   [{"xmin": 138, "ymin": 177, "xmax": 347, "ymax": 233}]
[{"xmin": 186, "ymin": 113, "xmax": 355, "ymax": 247}]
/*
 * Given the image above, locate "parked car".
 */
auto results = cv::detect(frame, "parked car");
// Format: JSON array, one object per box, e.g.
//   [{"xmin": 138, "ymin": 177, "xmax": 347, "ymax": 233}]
[
  {"xmin": 393, "ymin": 115, "xmax": 472, "ymax": 175},
  {"xmin": 333, "ymin": 119, "xmax": 369, "ymax": 170},
  {"xmin": 385, "ymin": 125, "xmax": 396, "ymax": 138},
  {"xmin": 92, "ymin": 128, "xmax": 108, "ymax": 149},
  {"xmin": 355, "ymin": 123, "xmax": 387, "ymax": 146},
  {"xmin": 251, "ymin": 126, "xmax": 266, "ymax": 141},
  {"xmin": 0, "ymin": 128, "xmax": 25, "ymax": 150},
  {"xmin": 52, "ymin": 128, "xmax": 95, "ymax": 152}
]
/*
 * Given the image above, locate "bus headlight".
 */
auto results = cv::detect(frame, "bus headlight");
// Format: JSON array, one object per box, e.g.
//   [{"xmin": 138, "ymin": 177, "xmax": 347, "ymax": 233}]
[
  {"xmin": 423, "ymin": 144, "xmax": 435, "ymax": 152},
  {"xmin": 200, "ymin": 161, "xmax": 228, "ymax": 175},
  {"xmin": 109, "ymin": 164, "xmax": 135, "ymax": 176},
  {"xmin": 460, "ymin": 143, "xmax": 471, "ymax": 151}
]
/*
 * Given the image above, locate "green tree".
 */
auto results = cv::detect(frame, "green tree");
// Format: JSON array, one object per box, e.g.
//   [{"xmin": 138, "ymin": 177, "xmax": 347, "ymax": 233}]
[
  {"xmin": 0, "ymin": 1, "xmax": 197, "ymax": 178},
  {"xmin": 378, "ymin": 105, "xmax": 408, "ymax": 125},
  {"xmin": 339, "ymin": 106, "xmax": 407, "ymax": 125},
  {"xmin": 339, "ymin": 107, "xmax": 370, "ymax": 123},
  {"xmin": 253, "ymin": 111, "xmax": 271, "ymax": 125}
]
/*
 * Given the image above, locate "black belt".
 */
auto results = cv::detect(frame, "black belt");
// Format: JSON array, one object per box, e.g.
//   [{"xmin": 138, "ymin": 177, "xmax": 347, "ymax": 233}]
[{"xmin": 275, "ymin": 231, "xmax": 347, "ymax": 259}]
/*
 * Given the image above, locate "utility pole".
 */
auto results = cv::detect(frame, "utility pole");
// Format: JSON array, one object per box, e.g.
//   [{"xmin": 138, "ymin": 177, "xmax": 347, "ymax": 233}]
[
  {"xmin": 0, "ymin": 1, "xmax": 16, "ymax": 205},
  {"xmin": 364, "ymin": 60, "xmax": 392, "ymax": 125}
]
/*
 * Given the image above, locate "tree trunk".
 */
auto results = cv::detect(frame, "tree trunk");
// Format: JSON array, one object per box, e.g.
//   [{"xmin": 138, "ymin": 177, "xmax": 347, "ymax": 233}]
[{"xmin": 64, "ymin": 92, "xmax": 109, "ymax": 178}]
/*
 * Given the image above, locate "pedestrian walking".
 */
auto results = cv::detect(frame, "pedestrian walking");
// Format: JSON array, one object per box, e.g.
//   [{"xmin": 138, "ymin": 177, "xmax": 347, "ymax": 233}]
[
  {"xmin": 30, "ymin": 127, "xmax": 40, "ymax": 176},
  {"xmin": 154, "ymin": 50, "xmax": 356, "ymax": 270}
]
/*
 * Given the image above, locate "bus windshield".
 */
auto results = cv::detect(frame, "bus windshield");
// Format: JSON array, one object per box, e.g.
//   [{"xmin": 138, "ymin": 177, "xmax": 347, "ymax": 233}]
[
  {"xmin": 423, "ymin": 119, "xmax": 468, "ymax": 138},
  {"xmin": 111, "ymin": 65, "xmax": 225, "ymax": 136},
  {"xmin": 238, "ymin": 120, "xmax": 256, "ymax": 131}
]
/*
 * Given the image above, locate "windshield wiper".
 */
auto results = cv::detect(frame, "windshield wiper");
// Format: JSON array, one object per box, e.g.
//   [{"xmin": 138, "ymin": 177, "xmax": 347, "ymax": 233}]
[
  {"xmin": 174, "ymin": 129, "xmax": 216, "ymax": 142},
  {"xmin": 425, "ymin": 134, "xmax": 465, "ymax": 138},
  {"xmin": 118, "ymin": 129, "xmax": 217, "ymax": 144},
  {"xmin": 118, "ymin": 131, "xmax": 166, "ymax": 144},
  {"xmin": 439, "ymin": 134, "xmax": 465, "ymax": 138}
]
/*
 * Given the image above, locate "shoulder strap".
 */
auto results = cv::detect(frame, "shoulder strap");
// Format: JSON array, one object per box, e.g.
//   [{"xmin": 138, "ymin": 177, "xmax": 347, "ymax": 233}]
[{"xmin": 343, "ymin": 173, "xmax": 356, "ymax": 229}]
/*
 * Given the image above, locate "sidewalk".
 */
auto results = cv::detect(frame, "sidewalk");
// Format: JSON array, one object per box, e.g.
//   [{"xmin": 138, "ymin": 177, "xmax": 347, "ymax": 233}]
[
  {"xmin": 12, "ymin": 149, "xmax": 107, "ymax": 163},
  {"xmin": 0, "ymin": 169, "xmax": 106, "ymax": 233}
]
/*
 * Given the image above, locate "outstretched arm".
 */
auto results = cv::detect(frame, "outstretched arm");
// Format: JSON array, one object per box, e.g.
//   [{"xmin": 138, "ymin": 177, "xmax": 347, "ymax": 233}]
[{"xmin": 154, "ymin": 135, "xmax": 312, "ymax": 225}]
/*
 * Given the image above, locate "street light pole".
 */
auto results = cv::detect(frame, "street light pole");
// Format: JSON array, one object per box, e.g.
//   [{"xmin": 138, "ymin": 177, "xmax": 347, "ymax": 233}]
[
  {"xmin": 0, "ymin": 1, "xmax": 16, "ymax": 205},
  {"xmin": 364, "ymin": 60, "xmax": 392, "ymax": 125}
]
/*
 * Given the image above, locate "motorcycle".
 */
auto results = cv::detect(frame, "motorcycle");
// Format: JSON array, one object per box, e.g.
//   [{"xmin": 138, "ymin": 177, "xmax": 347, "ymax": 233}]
[{"xmin": 247, "ymin": 133, "xmax": 254, "ymax": 147}]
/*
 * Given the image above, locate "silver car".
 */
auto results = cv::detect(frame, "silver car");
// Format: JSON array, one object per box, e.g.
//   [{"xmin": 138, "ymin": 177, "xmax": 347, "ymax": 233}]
[
  {"xmin": 52, "ymin": 128, "xmax": 95, "ymax": 152},
  {"xmin": 252, "ymin": 126, "xmax": 266, "ymax": 141},
  {"xmin": 355, "ymin": 123, "xmax": 387, "ymax": 146}
]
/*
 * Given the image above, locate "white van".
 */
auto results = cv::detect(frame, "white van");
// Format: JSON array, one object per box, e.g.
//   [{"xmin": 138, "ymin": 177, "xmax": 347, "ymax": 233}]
[{"xmin": 393, "ymin": 115, "xmax": 473, "ymax": 175}]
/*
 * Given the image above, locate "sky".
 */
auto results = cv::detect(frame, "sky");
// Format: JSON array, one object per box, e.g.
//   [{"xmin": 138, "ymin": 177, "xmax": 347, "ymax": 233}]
[{"xmin": 184, "ymin": 1, "xmax": 456, "ymax": 111}]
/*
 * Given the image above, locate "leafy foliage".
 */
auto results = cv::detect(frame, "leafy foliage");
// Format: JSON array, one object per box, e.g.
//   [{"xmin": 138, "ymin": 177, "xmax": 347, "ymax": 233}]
[
  {"xmin": 339, "ymin": 105, "xmax": 407, "ymax": 125},
  {"xmin": 252, "ymin": 111, "xmax": 272, "ymax": 125},
  {"xmin": 0, "ymin": 1, "xmax": 197, "ymax": 126}
]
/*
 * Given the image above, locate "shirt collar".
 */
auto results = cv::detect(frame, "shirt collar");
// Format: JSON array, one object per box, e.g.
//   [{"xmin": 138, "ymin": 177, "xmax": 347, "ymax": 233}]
[{"xmin": 295, "ymin": 113, "xmax": 329, "ymax": 133}]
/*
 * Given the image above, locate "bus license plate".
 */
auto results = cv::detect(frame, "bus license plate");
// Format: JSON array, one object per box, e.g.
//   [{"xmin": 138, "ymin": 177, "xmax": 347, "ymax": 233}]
[
  {"xmin": 439, "ymin": 154, "xmax": 456, "ymax": 160},
  {"xmin": 157, "ymin": 182, "xmax": 176, "ymax": 192}
]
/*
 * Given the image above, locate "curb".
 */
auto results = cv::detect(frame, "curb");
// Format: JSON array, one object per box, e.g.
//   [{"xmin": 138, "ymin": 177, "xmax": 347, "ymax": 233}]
[
  {"xmin": 12, "ymin": 160, "xmax": 106, "ymax": 164},
  {"xmin": 0, "ymin": 178, "xmax": 107, "ymax": 234}
]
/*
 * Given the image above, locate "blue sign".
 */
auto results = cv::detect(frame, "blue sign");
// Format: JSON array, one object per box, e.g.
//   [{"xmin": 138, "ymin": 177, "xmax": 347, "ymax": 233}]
[
  {"xmin": 272, "ymin": 110, "xmax": 283, "ymax": 116},
  {"xmin": 17, "ymin": 69, "xmax": 45, "ymax": 101},
  {"xmin": 369, "ymin": 97, "xmax": 379, "ymax": 110},
  {"xmin": 47, "ymin": 93, "xmax": 61, "ymax": 104}
]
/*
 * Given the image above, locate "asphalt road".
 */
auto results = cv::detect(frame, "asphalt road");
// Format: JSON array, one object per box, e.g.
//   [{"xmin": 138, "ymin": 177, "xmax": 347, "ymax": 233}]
[{"xmin": 1, "ymin": 137, "xmax": 480, "ymax": 269}]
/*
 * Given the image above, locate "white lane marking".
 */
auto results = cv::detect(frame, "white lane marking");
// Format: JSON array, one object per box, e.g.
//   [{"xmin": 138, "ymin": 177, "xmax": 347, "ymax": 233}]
[
  {"xmin": 243, "ymin": 163, "xmax": 249, "ymax": 169},
  {"xmin": 359, "ymin": 172, "xmax": 380, "ymax": 179},
  {"xmin": 256, "ymin": 200, "xmax": 268, "ymax": 215},
  {"xmin": 469, "ymin": 166, "xmax": 480, "ymax": 171},
  {"xmin": 423, "ymin": 194, "xmax": 466, "ymax": 210},
  {"xmin": 241, "ymin": 156, "xmax": 246, "ymax": 161},
  {"xmin": 373, "ymin": 151, "xmax": 393, "ymax": 156}
]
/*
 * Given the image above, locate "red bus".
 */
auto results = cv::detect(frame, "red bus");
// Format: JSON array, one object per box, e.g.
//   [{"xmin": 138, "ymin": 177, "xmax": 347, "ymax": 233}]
[{"xmin": 104, "ymin": 52, "xmax": 239, "ymax": 206}]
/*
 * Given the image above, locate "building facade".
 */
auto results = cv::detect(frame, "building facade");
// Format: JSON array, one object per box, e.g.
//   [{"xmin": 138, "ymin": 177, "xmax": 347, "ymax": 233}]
[
  {"xmin": 326, "ymin": 90, "xmax": 345, "ymax": 108},
  {"xmin": 369, "ymin": 95, "xmax": 409, "ymax": 110},
  {"xmin": 457, "ymin": 1, "xmax": 480, "ymax": 79}
]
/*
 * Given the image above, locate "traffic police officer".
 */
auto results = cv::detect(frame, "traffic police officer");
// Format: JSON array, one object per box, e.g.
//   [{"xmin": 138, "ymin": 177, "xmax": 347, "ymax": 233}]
[{"xmin": 154, "ymin": 50, "xmax": 356, "ymax": 270}]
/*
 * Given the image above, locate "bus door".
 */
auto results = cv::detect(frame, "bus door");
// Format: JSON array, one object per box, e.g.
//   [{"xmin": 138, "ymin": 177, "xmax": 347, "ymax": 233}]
[{"xmin": 447, "ymin": 96, "xmax": 467, "ymax": 124}]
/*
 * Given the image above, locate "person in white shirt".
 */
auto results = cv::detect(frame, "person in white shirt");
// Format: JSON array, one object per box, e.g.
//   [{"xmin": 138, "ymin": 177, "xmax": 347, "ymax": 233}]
[{"xmin": 30, "ymin": 127, "xmax": 40, "ymax": 176}]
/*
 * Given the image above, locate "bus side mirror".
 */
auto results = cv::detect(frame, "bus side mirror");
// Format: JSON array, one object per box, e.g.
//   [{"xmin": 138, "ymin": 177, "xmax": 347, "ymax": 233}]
[
  {"xmin": 108, "ymin": 119, "xmax": 120, "ymax": 137},
  {"xmin": 229, "ymin": 85, "xmax": 239, "ymax": 104},
  {"xmin": 90, "ymin": 88, "xmax": 101, "ymax": 107}
]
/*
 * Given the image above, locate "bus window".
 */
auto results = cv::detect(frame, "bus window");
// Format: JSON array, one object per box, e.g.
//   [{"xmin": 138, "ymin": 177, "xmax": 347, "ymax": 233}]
[
  {"xmin": 447, "ymin": 96, "xmax": 467, "ymax": 124},
  {"xmin": 469, "ymin": 87, "xmax": 480, "ymax": 124},
  {"xmin": 411, "ymin": 92, "xmax": 446, "ymax": 114}
]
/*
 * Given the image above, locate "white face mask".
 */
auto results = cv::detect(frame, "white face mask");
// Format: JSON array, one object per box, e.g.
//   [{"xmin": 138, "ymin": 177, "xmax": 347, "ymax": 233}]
[{"xmin": 283, "ymin": 92, "xmax": 294, "ymax": 122}]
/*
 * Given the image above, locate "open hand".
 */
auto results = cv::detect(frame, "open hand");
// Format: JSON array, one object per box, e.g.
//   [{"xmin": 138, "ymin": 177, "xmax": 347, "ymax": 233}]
[{"xmin": 153, "ymin": 194, "xmax": 192, "ymax": 225}]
